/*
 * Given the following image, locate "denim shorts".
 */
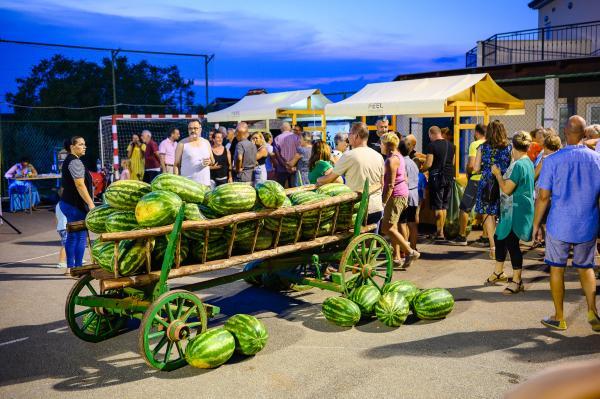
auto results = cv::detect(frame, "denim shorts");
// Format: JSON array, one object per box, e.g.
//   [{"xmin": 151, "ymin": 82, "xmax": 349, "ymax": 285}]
[
  {"xmin": 545, "ymin": 232, "xmax": 596, "ymax": 268},
  {"xmin": 58, "ymin": 229, "xmax": 67, "ymax": 247}
]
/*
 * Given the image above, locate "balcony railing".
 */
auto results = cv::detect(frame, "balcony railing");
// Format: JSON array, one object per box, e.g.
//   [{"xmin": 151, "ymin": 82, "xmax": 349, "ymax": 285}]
[{"xmin": 465, "ymin": 20, "xmax": 600, "ymax": 67}]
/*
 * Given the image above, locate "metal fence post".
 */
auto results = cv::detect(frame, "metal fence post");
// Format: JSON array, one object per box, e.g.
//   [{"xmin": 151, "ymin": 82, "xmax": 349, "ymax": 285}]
[
  {"xmin": 111, "ymin": 49, "xmax": 119, "ymax": 114},
  {"xmin": 541, "ymin": 27, "xmax": 545, "ymax": 61}
]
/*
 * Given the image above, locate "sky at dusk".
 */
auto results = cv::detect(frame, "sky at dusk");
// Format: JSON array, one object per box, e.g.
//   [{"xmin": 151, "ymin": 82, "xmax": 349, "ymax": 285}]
[{"xmin": 0, "ymin": 0, "xmax": 538, "ymax": 110}]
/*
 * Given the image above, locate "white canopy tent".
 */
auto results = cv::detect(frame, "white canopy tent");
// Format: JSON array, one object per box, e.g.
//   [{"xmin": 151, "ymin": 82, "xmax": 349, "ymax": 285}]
[{"xmin": 207, "ymin": 89, "xmax": 332, "ymax": 136}]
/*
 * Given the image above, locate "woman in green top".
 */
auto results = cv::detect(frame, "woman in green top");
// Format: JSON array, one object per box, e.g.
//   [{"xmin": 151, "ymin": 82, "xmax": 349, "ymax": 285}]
[
  {"xmin": 308, "ymin": 141, "xmax": 341, "ymax": 184},
  {"xmin": 485, "ymin": 131, "xmax": 535, "ymax": 295}
]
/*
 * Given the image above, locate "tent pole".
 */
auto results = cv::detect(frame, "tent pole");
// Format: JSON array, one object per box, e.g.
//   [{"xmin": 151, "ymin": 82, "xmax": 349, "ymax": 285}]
[
  {"xmin": 453, "ymin": 106, "xmax": 461, "ymax": 178},
  {"xmin": 321, "ymin": 113, "xmax": 326, "ymax": 141}
]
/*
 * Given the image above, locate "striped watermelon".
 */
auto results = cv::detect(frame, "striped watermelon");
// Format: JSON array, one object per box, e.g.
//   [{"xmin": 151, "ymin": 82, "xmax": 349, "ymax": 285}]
[
  {"xmin": 85, "ymin": 204, "xmax": 118, "ymax": 233},
  {"xmin": 264, "ymin": 197, "xmax": 298, "ymax": 232},
  {"xmin": 97, "ymin": 239, "xmax": 149, "ymax": 276},
  {"xmin": 383, "ymin": 280, "xmax": 420, "ymax": 305},
  {"xmin": 184, "ymin": 203, "xmax": 205, "ymax": 221},
  {"xmin": 104, "ymin": 180, "xmax": 151, "ymax": 210},
  {"xmin": 316, "ymin": 183, "xmax": 353, "ymax": 197},
  {"xmin": 189, "ymin": 239, "xmax": 229, "ymax": 262},
  {"xmin": 151, "ymin": 236, "xmax": 190, "ymax": 269},
  {"xmin": 105, "ymin": 210, "xmax": 139, "ymax": 232},
  {"xmin": 135, "ymin": 190, "xmax": 182, "ymax": 227},
  {"xmin": 256, "ymin": 180, "xmax": 286, "ymax": 209},
  {"xmin": 412, "ymin": 288, "xmax": 454, "ymax": 320},
  {"xmin": 237, "ymin": 229, "xmax": 273, "ymax": 252},
  {"xmin": 91, "ymin": 240, "xmax": 114, "ymax": 272},
  {"xmin": 349, "ymin": 285, "xmax": 381, "ymax": 317},
  {"xmin": 290, "ymin": 191, "xmax": 335, "ymax": 225},
  {"xmin": 276, "ymin": 230, "xmax": 297, "ymax": 244},
  {"xmin": 185, "ymin": 327, "xmax": 235, "ymax": 369},
  {"xmin": 322, "ymin": 296, "xmax": 361, "ymax": 327},
  {"xmin": 242, "ymin": 260, "xmax": 263, "ymax": 286},
  {"xmin": 375, "ymin": 292, "xmax": 410, "ymax": 327},
  {"xmin": 302, "ymin": 223, "xmax": 332, "ymax": 239},
  {"xmin": 208, "ymin": 183, "xmax": 257, "ymax": 215},
  {"xmin": 183, "ymin": 203, "xmax": 223, "ymax": 242},
  {"xmin": 150, "ymin": 173, "xmax": 210, "ymax": 203},
  {"xmin": 224, "ymin": 220, "xmax": 263, "ymax": 244},
  {"xmin": 224, "ymin": 314, "xmax": 269, "ymax": 355}
]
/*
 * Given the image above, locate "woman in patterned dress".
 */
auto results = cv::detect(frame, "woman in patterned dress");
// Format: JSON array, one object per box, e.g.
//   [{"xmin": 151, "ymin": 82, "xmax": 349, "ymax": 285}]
[{"xmin": 474, "ymin": 120, "xmax": 512, "ymax": 259}]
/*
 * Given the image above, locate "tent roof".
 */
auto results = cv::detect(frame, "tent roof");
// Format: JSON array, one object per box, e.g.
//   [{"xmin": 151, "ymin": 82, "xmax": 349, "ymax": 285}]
[
  {"xmin": 325, "ymin": 73, "xmax": 524, "ymax": 118},
  {"xmin": 206, "ymin": 89, "xmax": 331, "ymax": 123}
]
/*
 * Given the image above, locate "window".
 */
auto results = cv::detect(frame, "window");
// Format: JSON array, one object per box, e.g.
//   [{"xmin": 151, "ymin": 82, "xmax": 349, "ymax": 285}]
[
  {"xmin": 537, "ymin": 104, "xmax": 569, "ymax": 129},
  {"xmin": 587, "ymin": 103, "xmax": 600, "ymax": 125}
]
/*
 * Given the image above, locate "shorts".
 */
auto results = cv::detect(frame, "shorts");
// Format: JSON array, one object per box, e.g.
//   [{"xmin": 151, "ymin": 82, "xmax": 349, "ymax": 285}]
[
  {"xmin": 459, "ymin": 179, "xmax": 479, "ymax": 213},
  {"xmin": 429, "ymin": 181, "xmax": 453, "ymax": 211},
  {"xmin": 399, "ymin": 205, "xmax": 418, "ymax": 224},
  {"xmin": 383, "ymin": 196, "xmax": 408, "ymax": 225},
  {"xmin": 58, "ymin": 229, "xmax": 67, "ymax": 247},
  {"xmin": 545, "ymin": 232, "xmax": 596, "ymax": 268}
]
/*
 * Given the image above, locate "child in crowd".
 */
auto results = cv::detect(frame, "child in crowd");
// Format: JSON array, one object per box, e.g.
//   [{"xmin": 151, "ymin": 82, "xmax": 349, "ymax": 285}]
[
  {"xmin": 55, "ymin": 197, "xmax": 67, "ymax": 269},
  {"xmin": 120, "ymin": 158, "xmax": 131, "ymax": 180}
]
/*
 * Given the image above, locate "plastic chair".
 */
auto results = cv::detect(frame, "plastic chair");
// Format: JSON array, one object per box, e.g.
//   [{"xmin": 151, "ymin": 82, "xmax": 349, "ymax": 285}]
[{"xmin": 7, "ymin": 180, "xmax": 39, "ymax": 212}]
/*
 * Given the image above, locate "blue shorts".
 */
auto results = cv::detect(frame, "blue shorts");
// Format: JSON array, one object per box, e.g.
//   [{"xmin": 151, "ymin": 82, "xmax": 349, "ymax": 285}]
[
  {"xmin": 545, "ymin": 233, "xmax": 596, "ymax": 268},
  {"xmin": 58, "ymin": 230, "xmax": 67, "ymax": 247}
]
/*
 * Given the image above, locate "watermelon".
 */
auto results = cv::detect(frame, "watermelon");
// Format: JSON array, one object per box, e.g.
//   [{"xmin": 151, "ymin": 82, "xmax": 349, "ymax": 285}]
[
  {"xmin": 198, "ymin": 204, "xmax": 220, "ymax": 219},
  {"xmin": 224, "ymin": 220, "xmax": 263, "ymax": 244},
  {"xmin": 302, "ymin": 223, "xmax": 332, "ymax": 239},
  {"xmin": 349, "ymin": 285, "xmax": 381, "ymax": 317},
  {"xmin": 82, "ymin": 312, "xmax": 111, "ymax": 334},
  {"xmin": 290, "ymin": 191, "xmax": 335, "ymax": 225},
  {"xmin": 316, "ymin": 183, "xmax": 353, "ymax": 197},
  {"xmin": 151, "ymin": 236, "xmax": 189, "ymax": 269},
  {"xmin": 182, "ymin": 203, "xmax": 223, "ymax": 242},
  {"xmin": 105, "ymin": 210, "xmax": 139, "ymax": 232},
  {"xmin": 208, "ymin": 183, "xmax": 257, "ymax": 215},
  {"xmin": 242, "ymin": 260, "xmax": 264, "ymax": 286},
  {"xmin": 412, "ymin": 288, "xmax": 455, "ymax": 320},
  {"xmin": 322, "ymin": 296, "xmax": 361, "ymax": 327},
  {"xmin": 189, "ymin": 239, "xmax": 229, "ymax": 262},
  {"xmin": 374, "ymin": 292, "xmax": 410, "ymax": 327},
  {"xmin": 237, "ymin": 229, "xmax": 273, "ymax": 252},
  {"xmin": 150, "ymin": 173, "xmax": 210, "ymax": 203},
  {"xmin": 85, "ymin": 204, "xmax": 118, "ymax": 233},
  {"xmin": 256, "ymin": 180, "xmax": 286, "ymax": 209},
  {"xmin": 185, "ymin": 327, "xmax": 235, "ymax": 369},
  {"xmin": 224, "ymin": 314, "xmax": 269, "ymax": 355},
  {"xmin": 383, "ymin": 280, "xmax": 420, "ymax": 305},
  {"xmin": 104, "ymin": 180, "xmax": 151, "ymax": 210},
  {"xmin": 91, "ymin": 240, "xmax": 114, "ymax": 272},
  {"xmin": 135, "ymin": 190, "xmax": 182, "ymax": 227},
  {"xmin": 264, "ymin": 197, "xmax": 298, "ymax": 233},
  {"xmin": 103, "ymin": 239, "xmax": 149, "ymax": 276}
]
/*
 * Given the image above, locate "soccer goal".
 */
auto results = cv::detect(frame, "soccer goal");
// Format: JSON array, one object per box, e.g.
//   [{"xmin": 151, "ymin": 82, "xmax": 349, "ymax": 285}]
[{"xmin": 98, "ymin": 114, "xmax": 204, "ymax": 175}]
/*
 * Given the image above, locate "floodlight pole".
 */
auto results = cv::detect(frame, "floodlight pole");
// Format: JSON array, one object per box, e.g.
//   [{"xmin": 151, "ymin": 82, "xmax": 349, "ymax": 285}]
[
  {"xmin": 205, "ymin": 54, "xmax": 214, "ymax": 113},
  {"xmin": 111, "ymin": 49, "xmax": 120, "ymax": 114}
]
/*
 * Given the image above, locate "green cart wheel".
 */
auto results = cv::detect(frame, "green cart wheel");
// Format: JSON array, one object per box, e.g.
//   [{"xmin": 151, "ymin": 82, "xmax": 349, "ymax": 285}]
[
  {"xmin": 138, "ymin": 289, "xmax": 208, "ymax": 371},
  {"xmin": 338, "ymin": 233, "xmax": 393, "ymax": 296},
  {"xmin": 65, "ymin": 274, "xmax": 129, "ymax": 343}
]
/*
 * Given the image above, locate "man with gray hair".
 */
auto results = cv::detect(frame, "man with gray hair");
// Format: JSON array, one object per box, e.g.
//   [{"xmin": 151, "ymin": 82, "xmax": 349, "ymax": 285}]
[
  {"xmin": 141, "ymin": 130, "xmax": 161, "ymax": 183},
  {"xmin": 367, "ymin": 118, "xmax": 389, "ymax": 154},
  {"xmin": 233, "ymin": 122, "xmax": 256, "ymax": 183},
  {"xmin": 534, "ymin": 115, "xmax": 600, "ymax": 332},
  {"xmin": 273, "ymin": 122, "xmax": 300, "ymax": 187}
]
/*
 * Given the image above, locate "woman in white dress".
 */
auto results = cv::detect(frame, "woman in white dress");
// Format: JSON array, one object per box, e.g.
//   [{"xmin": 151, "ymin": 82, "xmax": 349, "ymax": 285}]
[{"xmin": 174, "ymin": 120, "xmax": 214, "ymax": 187}]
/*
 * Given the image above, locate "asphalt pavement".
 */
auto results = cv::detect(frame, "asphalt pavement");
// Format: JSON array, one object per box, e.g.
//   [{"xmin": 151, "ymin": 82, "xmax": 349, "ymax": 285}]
[{"xmin": 0, "ymin": 210, "xmax": 598, "ymax": 399}]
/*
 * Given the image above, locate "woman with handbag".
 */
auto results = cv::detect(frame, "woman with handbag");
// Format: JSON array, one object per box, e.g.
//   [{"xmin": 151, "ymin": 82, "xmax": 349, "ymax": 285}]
[
  {"xmin": 485, "ymin": 131, "xmax": 535, "ymax": 292},
  {"xmin": 473, "ymin": 120, "xmax": 512, "ymax": 260}
]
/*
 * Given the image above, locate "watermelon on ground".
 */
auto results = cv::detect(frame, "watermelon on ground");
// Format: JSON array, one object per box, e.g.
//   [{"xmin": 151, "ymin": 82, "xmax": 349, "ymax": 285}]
[
  {"xmin": 150, "ymin": 173, "xmax": 210, "ymax": 203},
  {"xmin": 104, "ymin": 180, "xmax": 151, "ymax": 210},
  {"xmin": 375, "ymin": 292, "xmax": 410, "ymax": 327},
  {"xmin": 135, "ymin": 190, "xmax": 182, "ymax": 227},
  {"xmin": 322, "ymin": 296, "xmax": 361, "ymax": 327},
  {"xmin": 412, "ymin": 288, "xmax": 455, "ymax": 320},
  {"xmin": 224, "ymin": 314, "xmax": 269, "ymax": 355},
  {"xmin": 383, "ymin": 280, "xmax": 420, "ymax": 305},
  {"xmin": 185, "ymin": 328, "xmax": 235, "ymax": 369},
  {"xmin": 349, "ymin": 285, "xmax": 381, "ymax": 317},
  {"xmin": 256, "ymin": 180, "xmax": 286, "ymax": 209}
]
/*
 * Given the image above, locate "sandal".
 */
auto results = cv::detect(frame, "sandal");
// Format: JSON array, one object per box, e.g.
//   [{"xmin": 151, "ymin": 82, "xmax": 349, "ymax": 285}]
[
  {"xmin": 484, "ymin": 271, "xmax": 507, "ymax": 286},
  {"xmin": 503, "ymin": 280, "xmax": 524, "ymax": 295}
]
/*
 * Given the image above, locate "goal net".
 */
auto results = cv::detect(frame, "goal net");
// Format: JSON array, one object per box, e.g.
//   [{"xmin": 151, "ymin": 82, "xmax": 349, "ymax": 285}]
[{"xmin": 98, "ymin": 114, "xmax": 205, "ymax": 173}]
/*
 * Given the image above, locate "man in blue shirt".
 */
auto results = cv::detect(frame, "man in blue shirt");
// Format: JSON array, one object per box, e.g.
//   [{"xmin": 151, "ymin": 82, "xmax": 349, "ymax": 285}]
[{"xmin": 534, "ymin": 115, "xmax": 600, "ymax": 332}]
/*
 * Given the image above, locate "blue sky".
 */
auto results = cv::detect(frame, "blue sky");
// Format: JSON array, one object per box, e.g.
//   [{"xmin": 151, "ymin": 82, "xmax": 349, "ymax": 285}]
[{"xmin": 0, "ymin": 0, "xmax": 537, "ymax": 109}]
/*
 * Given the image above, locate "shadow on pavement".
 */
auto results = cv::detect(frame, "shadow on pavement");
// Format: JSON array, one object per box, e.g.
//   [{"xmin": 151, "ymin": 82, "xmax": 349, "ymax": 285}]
[
  {"xmin": 12, "ymin": 240, "xmax": 61, "ymax": 246},
  {"xmin": 360, "ymin": 328, "xmax": 600, "ymax": 363}
]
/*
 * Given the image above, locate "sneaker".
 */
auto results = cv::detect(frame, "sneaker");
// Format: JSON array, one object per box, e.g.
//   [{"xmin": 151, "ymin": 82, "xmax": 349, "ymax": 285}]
[
  {"xmin": 448, "ymin": 235, "xmax": 468, "ymax": 246},
  {"xmin": 403, "ymin": 250, "xmax": 421, "ymax": 268},
  {"xmin": 588, "ymin": 311, "xmax": 600, "ymax": 332},
  {"xmin": 471, "ymin": 236, "xmax": 490, "ymax": 247},
  {"xmin": 541, "ymin": 317, "xmax": 567, "ymax": 331},
  {"xmin": 56, "ymin": 262, "xmax": 67, "ymax": 269}
]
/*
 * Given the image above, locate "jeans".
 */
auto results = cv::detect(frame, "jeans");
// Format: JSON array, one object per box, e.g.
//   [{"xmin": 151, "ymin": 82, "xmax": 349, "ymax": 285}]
[
  {"xmin": 59, "ymin": 201, "xmax": 87, "ymax": 267},
  {"xmin": 254, "ymin": 165, "xmax": 267, "ymax": 186},
  {"xmin": 367, "ymin": 211, "xmax": 383, "ymax": 234}
]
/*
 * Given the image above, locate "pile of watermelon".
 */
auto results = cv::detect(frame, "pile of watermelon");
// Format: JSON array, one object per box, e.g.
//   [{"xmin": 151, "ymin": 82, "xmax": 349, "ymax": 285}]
[
  {"xmin": 185, "ymin": 313, "xmax": 268, "ymax": 369},
  {"xmin": 322, "ymin": 281, "xmax": 454, "ymax": 328},
  {"xmin": 85, "ymin": 176, "xmax": 358, "ymax": 277}
]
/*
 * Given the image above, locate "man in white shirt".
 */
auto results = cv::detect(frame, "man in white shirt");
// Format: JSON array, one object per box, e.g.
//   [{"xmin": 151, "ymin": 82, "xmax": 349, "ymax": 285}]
[
  {"xmin": 317, "ymin": 122, "xmax": 384, "ymax": 226},
  {"xmin": 158, "ymin": 127, "xmax": 180, "ymax": 173}
]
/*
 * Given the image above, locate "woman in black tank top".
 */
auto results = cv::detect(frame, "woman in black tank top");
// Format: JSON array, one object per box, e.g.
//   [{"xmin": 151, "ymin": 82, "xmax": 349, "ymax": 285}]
[{"xmin": 210, "ymin": 131, "xmax": 232, "ymax": 186}]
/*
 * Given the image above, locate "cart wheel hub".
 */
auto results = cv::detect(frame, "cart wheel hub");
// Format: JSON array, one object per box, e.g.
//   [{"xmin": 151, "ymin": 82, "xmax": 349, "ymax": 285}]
[
  {"xmin": 167, "ymin": 320, "xmax": 189, "ymax": 342},
  {"xmin": 360, "ymin": 265, "xmax": 375, "ymax": 279}
]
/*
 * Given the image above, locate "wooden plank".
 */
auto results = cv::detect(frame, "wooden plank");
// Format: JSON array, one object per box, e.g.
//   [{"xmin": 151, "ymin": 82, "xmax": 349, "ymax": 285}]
[{"xmin": 99, "ymin": 225, "xmax": 377, "ymax": 290}]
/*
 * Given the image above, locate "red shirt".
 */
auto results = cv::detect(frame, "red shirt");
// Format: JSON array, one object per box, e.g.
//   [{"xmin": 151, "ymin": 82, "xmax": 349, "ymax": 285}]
[
  {"xmin": 527, "ymin": 142, "xmax": 542, "ymax": 162},
  {"xmin": 144, "ymin": 139, "xmax": 160, "ymax": 169}
]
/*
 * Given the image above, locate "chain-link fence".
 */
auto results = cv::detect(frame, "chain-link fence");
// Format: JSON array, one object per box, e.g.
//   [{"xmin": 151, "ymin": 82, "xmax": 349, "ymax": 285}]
[{"xmin": 0, "ymin": 39, "xmax": 214, "ymax": 198}]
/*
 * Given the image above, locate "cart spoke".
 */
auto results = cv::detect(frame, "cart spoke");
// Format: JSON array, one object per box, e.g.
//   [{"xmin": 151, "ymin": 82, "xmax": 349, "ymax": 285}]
[
  {"xmin": 373, "ymin": 260, "xmax": 389, "ymax": 269},
  {"xmin": 104, "ymin": 316, "xmax": 114, "ymax": 332},
  {"xmin": 175, "ymin": 298, "xmax": 184, "ymax": 319},
  {"xmin": 180, "ymin": 305, "xmax": 197, "ymax": 322},
  {"xmin": 148, "ymin": 330, "xmax": 166, "ymax": 340},
  {"xmin": 153, "ymin": 335, "xmax": 168, "ymax": 356},
  {"xmin": 367, "ymin": 276, "xmax": 383, "ymax": 293},
  {"xmin": 175, "ymin": 341, "xmax": 185, "ymax": 359},
  {"xmin": 366, "ymin": 239, "xmax": 377, "ymax": 262},
  {"xmin": 94, "ymin": 315, "xmax": 101, "ymax": 336},
  {"xmin": 153, "ymin": 315, "xmax": 170, "ymax": 329},
  {"xmin": 166, "ymin": 302, "xmax": 175, "ymax": 322},
  {"xmin": 85, "ymin": 283, "xmax": 98, "ymax": 296},
  {"xmin": 81, "ymin": 312, "xmax": 97, "ymax": 331},
  {"xmin": 164, "ymin": 341, "xmax": 174, "ymax": 362},
  {"xmin": 351, "ymin": 249, "xmax": 364, "ymax": 266},
  {"xmin": 371, "ymin": 247, "xmax": 384, "ymax": 261},
  {"xmin": 74, "ymin": 308, "xmax": 94, "ymax": 318},
  {"xmin": 186, "ymin": 321, "xmax": 203, "ymax": 328}
]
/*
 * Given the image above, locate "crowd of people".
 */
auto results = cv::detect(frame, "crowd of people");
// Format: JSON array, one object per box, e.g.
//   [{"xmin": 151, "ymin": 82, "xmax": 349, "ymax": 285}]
[{"xmin": 56, "ymin": 115, "xmax": 600, "ymax": 333}]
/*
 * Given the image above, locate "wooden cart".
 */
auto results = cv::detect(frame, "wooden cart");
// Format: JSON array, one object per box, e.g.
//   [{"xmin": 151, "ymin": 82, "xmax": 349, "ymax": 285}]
[{"xmin": 65, "ymin": 181, "xmax": 393, "ymax": 370}]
